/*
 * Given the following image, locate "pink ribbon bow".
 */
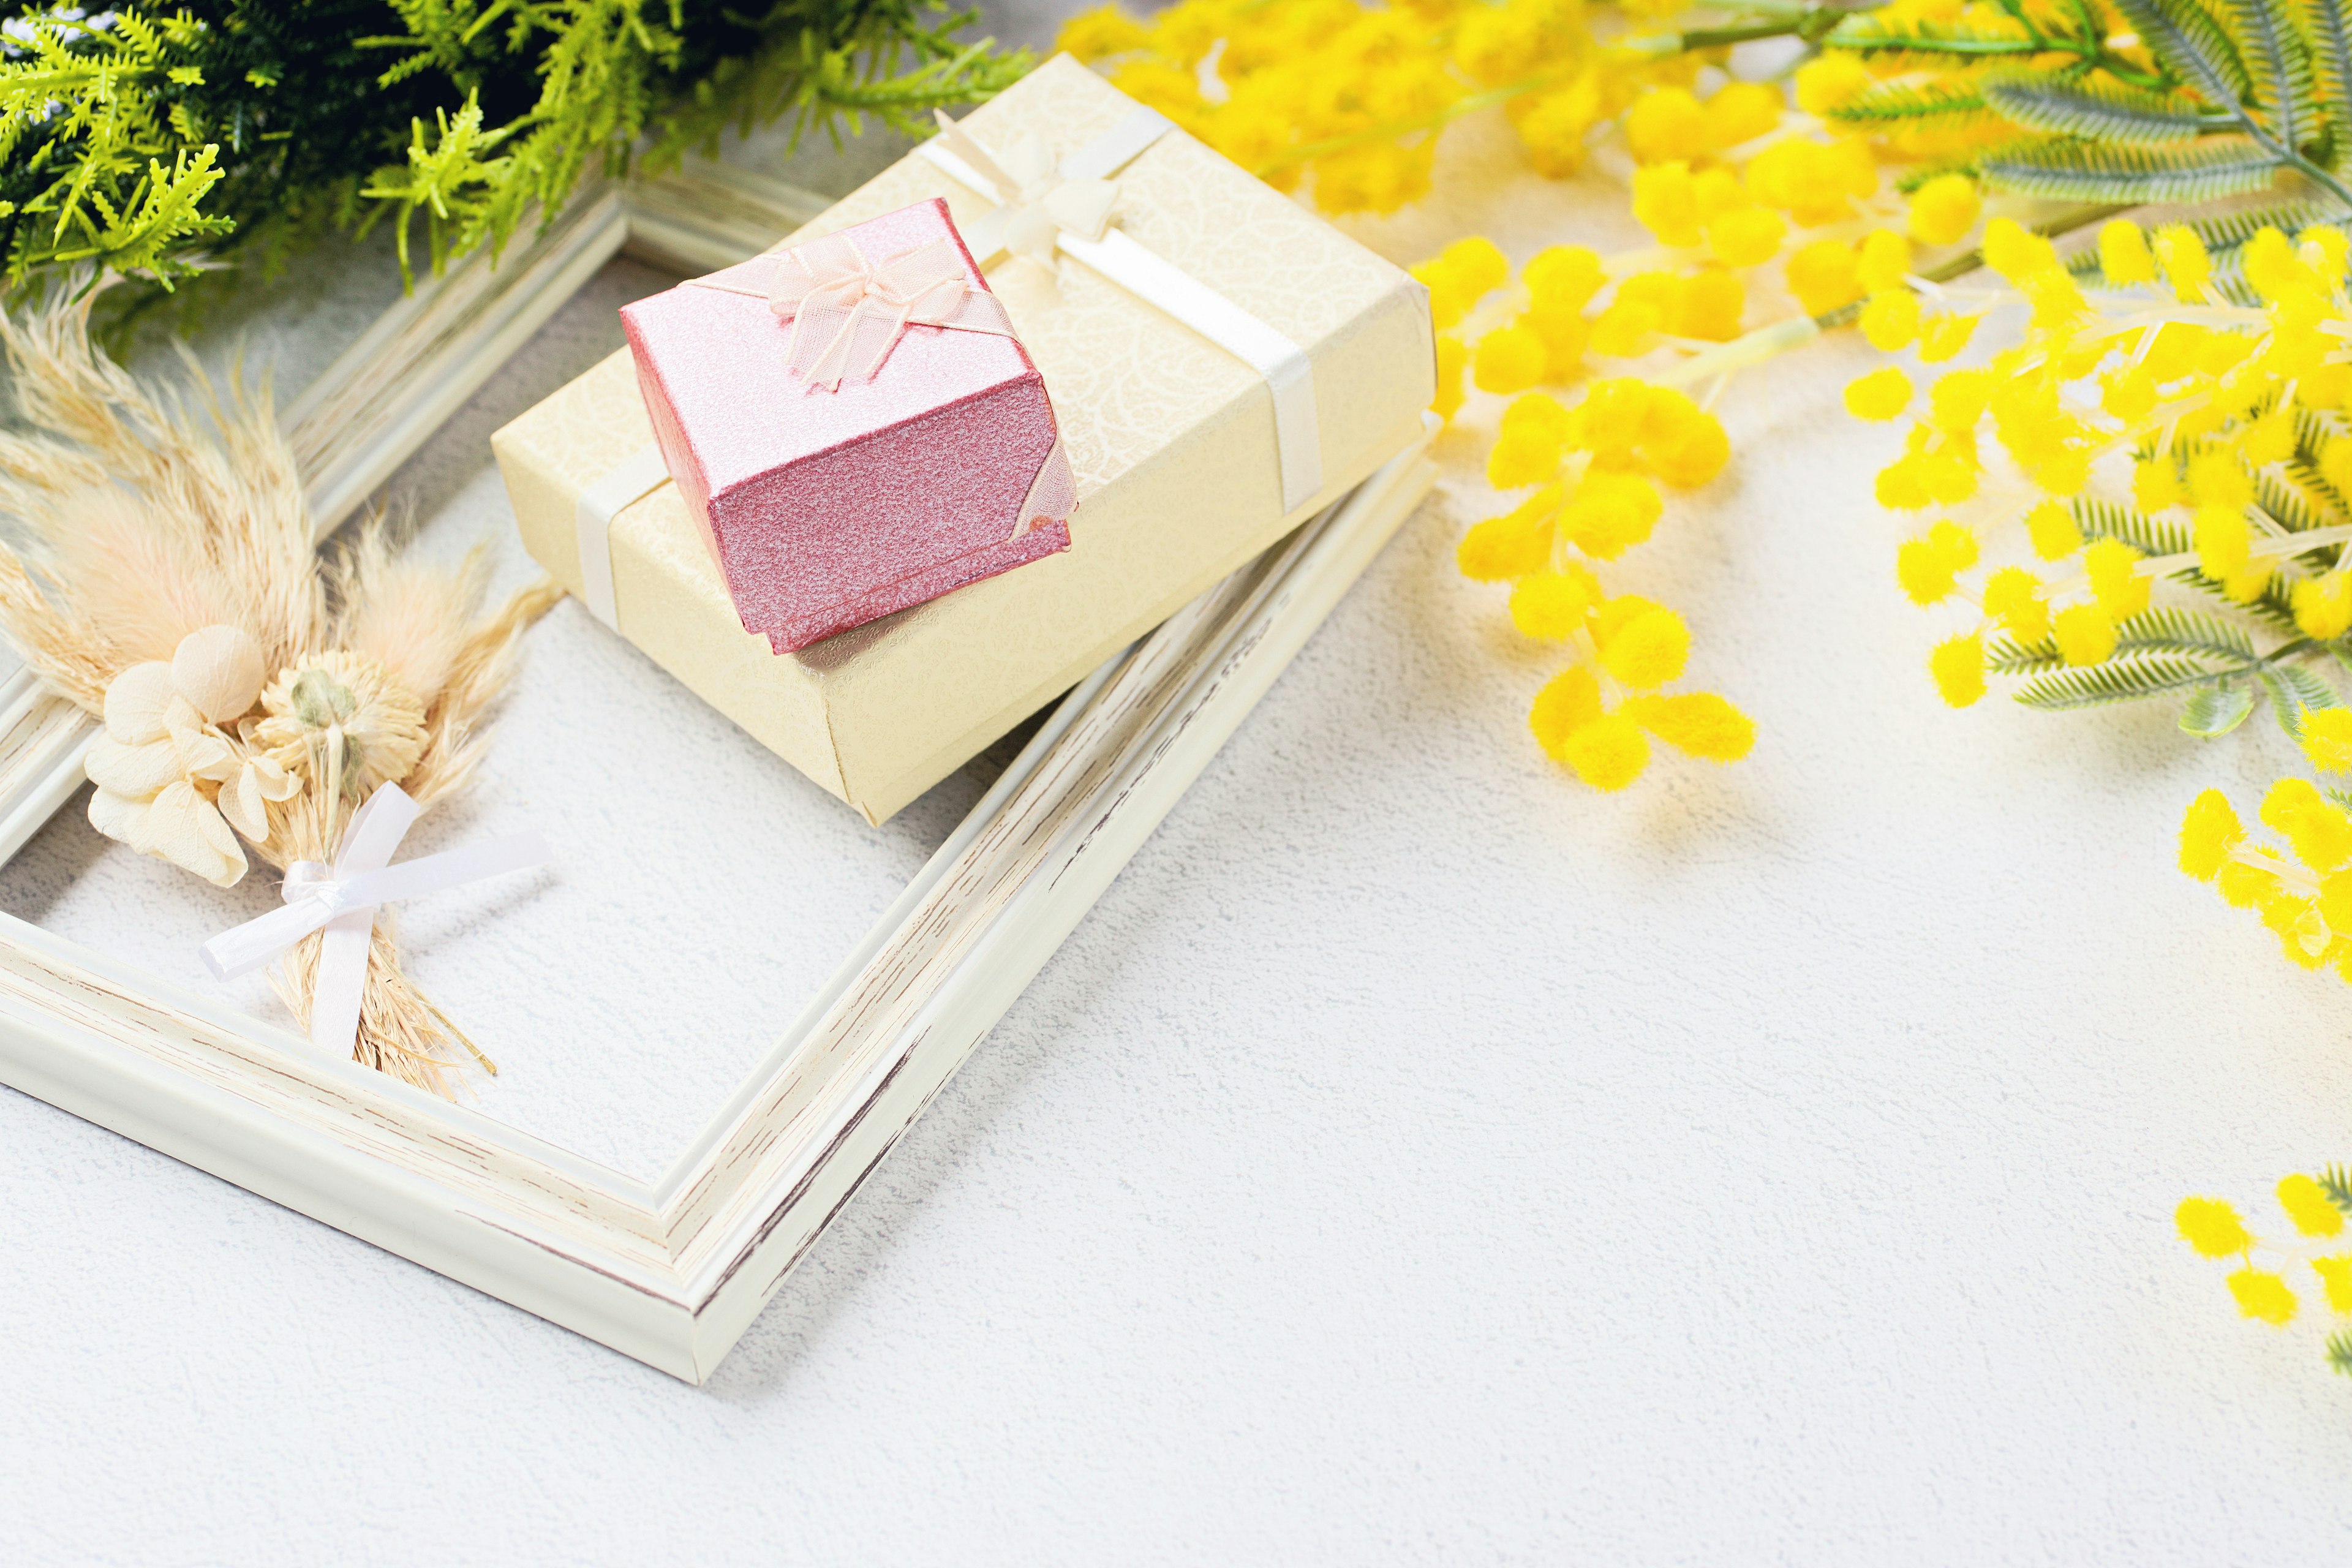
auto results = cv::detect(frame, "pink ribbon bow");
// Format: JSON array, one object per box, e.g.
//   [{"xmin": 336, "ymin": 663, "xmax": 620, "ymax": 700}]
[{"xmin": 760, "ymin": 232, "xmax": 1017, "ymax": 391}]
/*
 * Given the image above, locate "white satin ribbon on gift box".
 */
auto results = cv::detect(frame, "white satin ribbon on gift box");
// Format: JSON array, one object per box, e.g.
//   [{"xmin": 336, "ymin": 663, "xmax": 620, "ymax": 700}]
[
  {"xmin": 199, "ymin": 783, "xmax": 552, "ymax": 1057},
  {"xmin": 919, "ymin": 105, "xmax": 1325, "ymax": 514},
  {"xmin": 576, "ymin": 445, "xmax": 673, "ymax": 631}
]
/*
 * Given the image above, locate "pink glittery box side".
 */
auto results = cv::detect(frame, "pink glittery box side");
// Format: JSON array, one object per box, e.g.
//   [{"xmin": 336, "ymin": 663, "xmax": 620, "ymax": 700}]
[{"xmin": 620, "ymin": 197, "xmax": 1068, "ymax": 652}]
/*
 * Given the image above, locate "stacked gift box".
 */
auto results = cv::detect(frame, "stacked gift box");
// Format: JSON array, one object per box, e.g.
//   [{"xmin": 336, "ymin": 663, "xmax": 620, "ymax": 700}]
[{"xmin": 495, "ymin": 56, "xmax": 1433, "ymax": 824}]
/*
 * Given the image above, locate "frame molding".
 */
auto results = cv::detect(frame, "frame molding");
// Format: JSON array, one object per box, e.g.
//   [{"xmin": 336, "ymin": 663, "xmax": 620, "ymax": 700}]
[
  {"xmin": 0, "ymin": 441, "xmax": 1433, "ymax": 1380},
  {"xmin": 0, "ymin": 159, "xmax": 1438, "ymax": 1381}
]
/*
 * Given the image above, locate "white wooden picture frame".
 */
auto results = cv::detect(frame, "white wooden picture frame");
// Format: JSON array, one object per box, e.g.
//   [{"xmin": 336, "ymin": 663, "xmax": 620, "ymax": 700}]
[{"xmin": 0, "ymin": 162, "xmax": 1438, "ymax": 1381}]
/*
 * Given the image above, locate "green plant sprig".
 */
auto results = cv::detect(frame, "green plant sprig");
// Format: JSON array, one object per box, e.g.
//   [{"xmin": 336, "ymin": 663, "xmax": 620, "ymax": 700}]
[
  {"xmin": 1820, "ymin": 0, "xmax": 2352, "ymax": 222},
  {"xmin": 0, "ymin": 0, "xmax": 1030, "ymax": 298}
]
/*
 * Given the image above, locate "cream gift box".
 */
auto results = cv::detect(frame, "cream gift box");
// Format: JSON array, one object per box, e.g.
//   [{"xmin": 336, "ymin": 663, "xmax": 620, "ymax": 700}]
[{"xmin": 493, "ymin": 55, "xmax": 1434, "ymax": 824}]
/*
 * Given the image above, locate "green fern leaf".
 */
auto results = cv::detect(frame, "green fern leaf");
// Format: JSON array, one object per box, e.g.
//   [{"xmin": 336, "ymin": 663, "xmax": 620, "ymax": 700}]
[
  {"xmin": 1823, "ymin": 16, "xmax": 2051, "ymax": 62},
  {"xmin": 1894, "ymin": 154, "xmax": 1986, "ymax": 194},
  {"xmin": 1980, "ymin": 70, "xmax": 2217, "ymax": 142},
  {"xmin": 2320, "ymin": 1164, "xmax": 2352, "ymax": 1212},
  {"xmin": 2329, "ymin": 1330, "xmax": 2352, "ymax": 1378},
  {"xmin": 2261, "ymin": 669, "xmax": 2308, "ymax": 734},
  {"xmin": 2257, "ymin": 664, "xmax": 2343, "ymax": 734},
  {"xmin": 2073, "ymin": 495, "xmax": 2192, "ymax": 556},
  {"xmin": 2256, "ymin": 469, "xmax": 2325, "ymax": 534},
  {"xmin": 1986, "ymin": 633, "xmax": 2063, "ymax": 673},
  {"xmin": 1827, "ymin": 78, "xmax": 1992, "ymax": 127},
  {"xmin": 2223, "ymin": 0, "xmax": 2321, "ymax": 149},
  {"xmin": 2013, "ymin": 655, "xmax": 2220, "ymax": 708},
  {"xmin": 2112, "ymin": 0, "xmax": 2257, "ymax": 107},
  {"xmin": 2305, "ymin": 0, "xmax": 2352, "ymax": 141},
  {"xmin": 1980, "ymin": 134, "xmax": 2285, "ymax": 202},
  {"xmin": 2182, "ymin": 679, "xmax": 2258, "ymax": 733},
  {"xmin": 2290, "ymin": 404, "xmax": 2352, "ymax": 519},
  {"xmin": 2171, "ymin": 560, "xmax": 2305, "ymax": 631},
  {"xmin": 2272, "ymin": 660, "xmax": 2345, "ymax": 709},
  {"xmin": 1995, "ymin": 606, "xmax": 2275, "ymax": 711},
  {"xmin": 2175, "ymin": 198, "xmax": 2342, "ymax": 248},
  {"xmin": 2116, "ymin": 605, "xmax": 2261, "ymax": 660}
]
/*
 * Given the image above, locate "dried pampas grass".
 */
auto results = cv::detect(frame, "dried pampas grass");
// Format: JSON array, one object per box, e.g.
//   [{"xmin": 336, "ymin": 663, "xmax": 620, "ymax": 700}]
[{"xmin": 0, "ymin": 285, "xmax": 560, "ymax": 1098}]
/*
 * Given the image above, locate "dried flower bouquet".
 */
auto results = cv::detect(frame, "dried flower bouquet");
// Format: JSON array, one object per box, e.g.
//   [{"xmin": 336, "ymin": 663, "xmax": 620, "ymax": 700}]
[{"xmin": 0, "ymin": 290, "xmax": 557, "ymax": 1096}]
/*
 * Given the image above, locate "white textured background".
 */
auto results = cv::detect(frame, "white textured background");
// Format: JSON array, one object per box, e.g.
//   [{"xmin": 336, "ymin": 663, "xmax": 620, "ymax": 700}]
[{"xmin": 9, "ymin": 15, "xmax": 2352, "ymax": 1563}]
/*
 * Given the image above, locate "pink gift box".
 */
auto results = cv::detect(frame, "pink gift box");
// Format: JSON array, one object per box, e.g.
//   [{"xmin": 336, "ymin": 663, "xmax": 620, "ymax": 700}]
[{"xmin": 620, "ymin": 197, "xmax": 1071, "ymax": 652}]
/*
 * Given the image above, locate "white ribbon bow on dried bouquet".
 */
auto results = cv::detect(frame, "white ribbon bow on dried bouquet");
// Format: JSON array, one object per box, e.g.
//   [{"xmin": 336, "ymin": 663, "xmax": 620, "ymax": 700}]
[{"xmin": 0, "ymin": 289, "xmax": 562, "ymax": 1098}]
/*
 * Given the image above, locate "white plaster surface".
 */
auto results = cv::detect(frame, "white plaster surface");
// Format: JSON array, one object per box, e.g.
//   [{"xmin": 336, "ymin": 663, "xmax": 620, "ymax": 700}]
[{"xmin": 9, "ymin": 72, "xmax": 2352, "ymax": 1568}]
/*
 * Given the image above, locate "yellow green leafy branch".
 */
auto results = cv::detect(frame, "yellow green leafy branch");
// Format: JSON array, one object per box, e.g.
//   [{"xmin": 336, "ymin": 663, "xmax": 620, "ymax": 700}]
[{"xmin": 0, "ymin": 0, "xmax": 1031, "ymax": 298}]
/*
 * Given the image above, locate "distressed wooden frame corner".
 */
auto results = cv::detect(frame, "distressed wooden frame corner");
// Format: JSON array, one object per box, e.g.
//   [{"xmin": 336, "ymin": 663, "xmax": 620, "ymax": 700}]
[{"xmin": 0, "ymin": 161, "xmax": 1438, "ymax": 1381}]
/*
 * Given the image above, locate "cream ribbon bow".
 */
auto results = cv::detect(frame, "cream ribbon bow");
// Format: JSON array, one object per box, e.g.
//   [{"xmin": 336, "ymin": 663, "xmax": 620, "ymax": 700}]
[
  {"xmin": 929, "ymin": 110, "xmax": 1123, "ymax": 264},
  {"xmin": 199, "ymin": 783, "xmax": 551, "ymax": 1057},
  {"xmin": 687, "ymin": 231, "xmax": 1017, "ymax": 392},
  {"xmin": 768, "ymin": 232, "xmax": 1015, "ymax": 391}
]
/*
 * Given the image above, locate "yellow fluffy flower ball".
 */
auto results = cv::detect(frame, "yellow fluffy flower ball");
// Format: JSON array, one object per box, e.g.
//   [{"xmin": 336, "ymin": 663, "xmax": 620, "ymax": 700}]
[
  {"xmin": 2279, "ymin": 1174, "xmax": 2345, "ymax": 1238},
  {"xmin": 1844, "ymin": 366, "xmax": 1912, "ymax": 421},
  {"xmin": 1895, "ymin": 519, "xmax": 1977, "ymax": 605},
  {"xmin": 1981, "ymin": 565, "xmax": 2047, "ymax": 643},
  {"xmin": 1856, "ymin": 230, "xmax": 1910, "ymax": 295},
  {"xmin": 1457, "ymin": 487, "xmax": 1555, "ymax": 581},
  {"xmin": 1474, "ymin": 325, "xmax": 1548, "ymax": 394},
  {"xmin": 2179, "ymin": 790, "xmax": 2245, "ymax": 880},
  {"xmin": 1905, "ymin": 175, "xmax": 1980, "ymax": 247},
  {"xmin": 1787, "ymin": 239, "xmax": 1863, "ymax": 318},
  {"xmin": 1625, "ymin": 87, "xmax": 1711, "ymax": 165},
  {"xmin": 2302, "ymin": 709, "xmax": 2352, "ymax": 774},
  {"xmin": 1057, "ymin": 4, "xmax": 1152, "ymax": 61},
  {"xmin": 2177, "ymin": 1196, "xmax": 2255, "ymax": 1258},
  {"xmin": 2082, "ymin": 538, "xmax": 2149, "ymax": 622},
  {"xmin": 1929, "ymin": 633, "xmax": 1985, "ymax": 707},
  {"xmin": 2230, "ymin": 1268, "xmax": 2299, "ymax": 1325},
  {"xmin": 1598, "ymin": 603, "xmax": 1691, "ymax": 689},
  {"xmin": 2024, "ymin": 500, "xmax": 2081, "ymax": 562},
  {"xmin": 2293, "ymin": 573, "xmax": 2352, "ymax": 641},
  {"xmin": 2098, "ymin": 220, "xmax": 2157, "ymax": 286},
  {"xmin": 1860, "ymin": 290, "xmax": 1920, "ymax": 352},
  {"xmin": 1507, "ymin": 570, "xmax": 1594, "ymax": 640},
  {"xmin": 1624, "ymin": 693, "xmax": 1753, "ymax": 761},
  {"xmin": 1558, "ymin": 715, "xmax": 1650, "ymax": 791},
  {"xmin": 2051, "ymin": 603, "xmax": 2117, "ymax": 667},
  {"xmin": 2313, "ymin": 1255, "xmax": 2352, "ymax": 1311},
  {"xmin": 1792, "ymin": 54, "xmax": 1870, "ymax": 115}
]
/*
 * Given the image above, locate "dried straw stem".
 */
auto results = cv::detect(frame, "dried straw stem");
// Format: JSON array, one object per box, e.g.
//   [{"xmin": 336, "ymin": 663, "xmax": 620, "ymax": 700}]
[
  {"xmin": 271, "ymin": 918, "xmax": 484, "ymax": 1099},
  {"xmin": 402, "ymin": 576, "xmax": 564, "ymax": 810}
]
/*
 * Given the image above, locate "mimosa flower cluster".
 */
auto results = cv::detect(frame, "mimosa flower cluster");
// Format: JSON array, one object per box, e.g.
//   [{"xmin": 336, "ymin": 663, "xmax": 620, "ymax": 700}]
[
  {"xmin": 1058, "ymin": 0, "xmax": 1696, "ymax": 216},
  {"xmin": 2181, "ymin": 766, "xmax": 2352, "ymax": 978},
  {"xmin": 2177, "ymin": 1174, "xmax": 2352, "ymax": 1374},
  {"xmin": 1400, "ymin": 56, "xmax": 1986, "ymax": 790},
  {"xmin": 1059, "ymin": 7, "xmax": 2030, "ymax": 796},
  {"xmin": 1843, "ymin": 216, "xmax": 2352, "ymax": 734},
  {"xmin": 1419, "ymin": 235, "xmax": 1754, "ymax": 788}
]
